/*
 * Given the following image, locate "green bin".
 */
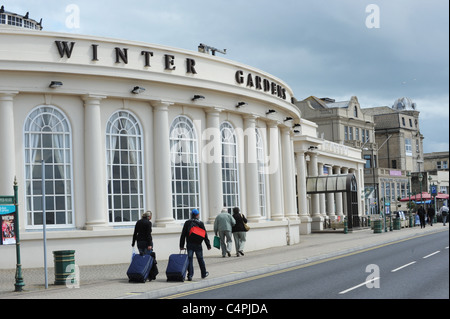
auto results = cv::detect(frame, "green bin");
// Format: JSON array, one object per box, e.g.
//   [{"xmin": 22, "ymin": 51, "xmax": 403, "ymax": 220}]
[
  {"xmin": 373, "ymin": 220, "xmax": 382, "ymax": 233},
  {"xmin": 393, "ymin": 218, "xmax": 401, "ymax": 230},
  {"xmin": 53, "ymin": 250, "xmax": 76, "ymax": 285}
]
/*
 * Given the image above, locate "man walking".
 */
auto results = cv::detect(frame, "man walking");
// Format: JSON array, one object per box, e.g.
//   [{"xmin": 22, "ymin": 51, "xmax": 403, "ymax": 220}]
[
  {"xmin": 417, "ymin": 205, "xmax": 426, "ymax": 229},
  {"xmin": 214, "ymin": 208, "xmax": 236, "ymax": 257},
  {"xmin": 180, "ymin": 209, "xmax": 211, "ymax": 281}
]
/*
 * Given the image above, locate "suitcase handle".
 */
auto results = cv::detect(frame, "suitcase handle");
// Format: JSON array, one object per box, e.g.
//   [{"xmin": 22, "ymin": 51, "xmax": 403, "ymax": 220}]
[{"xmin": 180, "ymin": 248, "xmax": 187, "ymax": 254}]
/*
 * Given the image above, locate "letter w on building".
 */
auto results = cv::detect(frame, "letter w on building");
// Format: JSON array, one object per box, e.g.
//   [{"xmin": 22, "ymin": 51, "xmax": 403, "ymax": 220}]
[{"xmin": 55, "ymin": 41, "xmax": 76, "ymax": 58}]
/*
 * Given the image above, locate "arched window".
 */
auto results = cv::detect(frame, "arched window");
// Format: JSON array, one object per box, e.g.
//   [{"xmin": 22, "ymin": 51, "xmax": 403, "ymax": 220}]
[
  {"xmin": 106, "ymin": 111, "xmax": 144, "ymax": 224},
  {"xmin": 170, "ymin": 116, "xmax": 200, "ymax": 220},
  {"xmin": 256, "ymin": 128, "xmax": 267, "ymax": 217},
  {"xmin": 24, "ymin": 106, "xmax": 73, "ymax": 228},
  {"xmin": 221, "ymin": 121, "xmax": 240, "ymax": 212}
]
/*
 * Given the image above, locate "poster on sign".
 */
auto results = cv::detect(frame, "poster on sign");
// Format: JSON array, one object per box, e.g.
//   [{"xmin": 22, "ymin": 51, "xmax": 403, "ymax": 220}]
[{"xmin": 1, "ymin": 205, "xmax": 16, "ymax": 245}]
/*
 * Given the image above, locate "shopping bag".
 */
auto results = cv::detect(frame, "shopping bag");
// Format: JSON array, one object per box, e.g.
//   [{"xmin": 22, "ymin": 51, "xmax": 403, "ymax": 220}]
[{"xmin": 213, "ymin": 236, "xmax": 220, "ymax": 249}]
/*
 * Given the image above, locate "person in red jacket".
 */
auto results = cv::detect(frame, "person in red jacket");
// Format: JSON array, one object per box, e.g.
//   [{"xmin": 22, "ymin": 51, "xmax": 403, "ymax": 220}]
[{"xmin": 180, "ymin": 209, "xmax": 211, "ymax": 281}]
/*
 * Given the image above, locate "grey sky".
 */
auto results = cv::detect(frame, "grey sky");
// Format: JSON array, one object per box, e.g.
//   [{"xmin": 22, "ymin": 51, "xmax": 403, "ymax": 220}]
[{"xmin": 2, "ymin": 0, "xmax": 448, "ymax": 153}]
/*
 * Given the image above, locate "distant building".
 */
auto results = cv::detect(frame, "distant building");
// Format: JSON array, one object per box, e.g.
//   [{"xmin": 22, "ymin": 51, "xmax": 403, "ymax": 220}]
[
  {"xmin": 0, "ymin": 6, "xmax": 42, "ymax": 30},
  {"xmin": 424, "ymin": 151, "xmax": 449, "ymax": 200},
  {"xmin": 296, "ymin": 96, "xmax": 425, "ymax": 215}
]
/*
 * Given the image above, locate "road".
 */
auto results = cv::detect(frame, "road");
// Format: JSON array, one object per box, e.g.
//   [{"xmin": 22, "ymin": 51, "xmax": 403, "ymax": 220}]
[{"xmin": 170, "ymin": 230, "xmax": 449, "ymax": 299}]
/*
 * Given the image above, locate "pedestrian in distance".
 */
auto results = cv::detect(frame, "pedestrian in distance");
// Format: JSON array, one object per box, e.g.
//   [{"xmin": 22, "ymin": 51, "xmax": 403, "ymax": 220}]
[
  {"xmin": 132, "ymin": 211, "xmax": 153, "ymax": 255},
  {"xmin": 417, "ymin": 206, "xmax": 426, "ymax": 229},
  {"xmin": 427, "ymin": 205, "xmax": 435, "ymax": 226},
  {"xmin": 214, "ymin": 207, "xmax": 236, "ymax": 257},
  {"xmin": 179, "ymin": 209, "xmax": 211, "ymax": 281},
  {"xmin": 439, "ymin": 205, "xmax": 448, "ymax": 226},
  {"xmin": 232, "ymin": 207, "xmax": 248, "ymax": 257}
]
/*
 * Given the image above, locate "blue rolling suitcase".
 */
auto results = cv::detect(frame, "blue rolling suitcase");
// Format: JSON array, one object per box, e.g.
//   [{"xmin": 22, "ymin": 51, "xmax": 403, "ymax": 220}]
[
  {"xmin": 127, "ymin": 253, "xmax": 154, "ymax": 283},
  {"xmin": 166, "ymin": 250, "xmax": 189, "ymax": 282}
]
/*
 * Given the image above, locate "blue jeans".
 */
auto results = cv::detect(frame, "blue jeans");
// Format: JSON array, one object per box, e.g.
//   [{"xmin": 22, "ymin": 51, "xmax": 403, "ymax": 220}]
[
  {"xmin": 137, "ymin": 241, "xmax": 151, "ymax": 255},
  {"xmin": 187, "ymin": 243, "xmax": 207, "ymax": 279}
]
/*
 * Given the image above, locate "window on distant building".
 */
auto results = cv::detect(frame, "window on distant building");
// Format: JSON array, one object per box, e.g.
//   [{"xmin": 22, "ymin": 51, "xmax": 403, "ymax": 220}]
[
  {"xmin": 344, "ymin": 126, "xmax": 348, "ymax": 141},
  {"xmin": 392, "ymin": 160, "xmax": 397, "ymax": 169},
  {"xmin": 24, "ymin": 106, "xmax": 74, "ymax": 229},
  {"xmin": 364, "ymin": 155, "xmax": 371, "ymax": 169},
  {"xmin": 437, "ymin": 161, "xmax": 448, "ymax": 170},
  {"xmin": 405, "ymin": 138, "xmax": 412, "ymax": 156},
  {"xmin": 402, "ymin": 117, "xmax": 406, "ymax": 126}
]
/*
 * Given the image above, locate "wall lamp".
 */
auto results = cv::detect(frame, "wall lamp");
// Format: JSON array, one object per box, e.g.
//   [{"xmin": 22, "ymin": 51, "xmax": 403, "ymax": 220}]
[
  {"xmin": 266, "ymin": 109, "xmax": 276, "ymax": 115},
  {"xmin": 49, "ymin": 81, "xmax": 63, "ymax": 88},
  {"xmin": 131, "ymin": 86, "xmax": 146, "ymax": 94},
  {"xmin": 192, "ymin": 95, "xmax": 205, "ymax": 101},
  {"xmin": 236, "ymin": 102, "xmax": 247, "ymax": 108},
  {"xmin": 284, "ymin": 117, "xmax": 293, "ymax": 122}
]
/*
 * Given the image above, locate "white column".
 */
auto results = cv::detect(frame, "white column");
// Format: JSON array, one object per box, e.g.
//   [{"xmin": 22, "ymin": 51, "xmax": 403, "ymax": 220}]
[
  {"xmin": 268, "ymin": 121, "xmax": 284, "ymax": 221},
  {"xmin": 83, "ymin": 95, "xmax": 108, "ymax": 230},
  {"xmin": 296, "ymin": 151, "xmax": 311, "ymax": 234},
  {"xmin": 152, "ymin": 101, "xmax": 175, "ymax": 226},
  {"xmin": 318, "ymin": 162, "xmax": 327, "ymax": 219},
  {"xmin": 205, "ymin": 108, "xmax": 223, "ymax": 223},
  {"xmin": 281, "ymin": 127, "xmax": 298, "ymax": 220},
  {"xmin": 309, "ymin": 151, "xmax": 323, "ymax": 230},
  {"xmin": 0, "ymin": 91, "xmax": 18, "ymax": 196},
  {"xmin": 244, "ymin": 115, "xmax": 262, "ymax": 222},
  {"xmin": 326, "ymin": 166, "xmax": 336, "ymax": 221},
  {"xmin": 342, "ymin": 167, "xmax": 349, "ymax": 217},
  {"xmin": 334, "ymin": 166, "xmax": 344, "ymax": 218}
]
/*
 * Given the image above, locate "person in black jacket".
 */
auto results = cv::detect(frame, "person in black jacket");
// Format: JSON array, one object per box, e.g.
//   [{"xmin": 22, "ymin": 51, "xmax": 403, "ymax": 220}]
[
  {"xmin": 180, "ymin": 209, "xmax": 211, "ymax": 281},
  {"xmin": 132, "ymin": 211, "xmax": 153, "ymax": 255},
  {"xmin": 232, "ymin": 207, "xmax": 248, "ymax": 257},
  {"xmin": 427, "ymin": 205, "xmax": 435, "ymax": 226},
  {"xmin": 417, "ymin": 206, "xmax": 426, "ymax": 229}
]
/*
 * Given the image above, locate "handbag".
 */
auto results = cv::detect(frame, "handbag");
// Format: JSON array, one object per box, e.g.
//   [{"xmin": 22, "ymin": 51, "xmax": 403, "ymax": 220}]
[
  {"xmin": 213, "ymin": 236, "xmax": 220, "ymax": 249},
  {"xmin": 242, "ymin": 214, "xmax": 250, "ymax": 231}
]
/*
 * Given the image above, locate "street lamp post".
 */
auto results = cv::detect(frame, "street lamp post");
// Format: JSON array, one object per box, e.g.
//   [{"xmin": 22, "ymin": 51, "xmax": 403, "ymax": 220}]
[
  {"xmin": 419, "ymin": 173, "xmax": 423, "ymax": 207},
  {"xmin": 407, "ymin": 171, "xmax": 412, "ymax": 227},
  {"xmin": 13, "ymin": 178, "xmax": 25, "ymax": 292}
]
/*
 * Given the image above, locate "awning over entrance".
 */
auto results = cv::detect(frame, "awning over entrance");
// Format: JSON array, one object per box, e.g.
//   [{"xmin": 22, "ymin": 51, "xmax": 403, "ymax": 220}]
[{"xmin": 306, "ymin": 174, "xmax": 356, "ymax": 194}]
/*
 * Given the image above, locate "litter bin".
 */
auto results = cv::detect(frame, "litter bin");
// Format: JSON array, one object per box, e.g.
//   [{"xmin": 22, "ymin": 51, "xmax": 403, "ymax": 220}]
[
  {"xmin": 373, "ymin": 219, "xmax": 382, "ymax": 233},
  {"xmin": 53, "ymin": 250, "xmax": 76, "ymax": 285},
  {"xmin": 393, "ymin": 218, "xmax": 401, "ymax": 230}
]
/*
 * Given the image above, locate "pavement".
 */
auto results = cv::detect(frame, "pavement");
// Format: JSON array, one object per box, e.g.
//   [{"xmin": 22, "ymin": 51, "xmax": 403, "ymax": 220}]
[{"xmin": 0, "ymin": 223, "xmax": 448, "ymax": 299}]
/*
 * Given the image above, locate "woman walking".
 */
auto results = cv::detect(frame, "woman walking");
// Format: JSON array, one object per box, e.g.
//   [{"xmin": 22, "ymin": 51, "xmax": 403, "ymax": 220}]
[{"xmin": 232, "ymin": 207, "xmax": 248, "ymax": 257}]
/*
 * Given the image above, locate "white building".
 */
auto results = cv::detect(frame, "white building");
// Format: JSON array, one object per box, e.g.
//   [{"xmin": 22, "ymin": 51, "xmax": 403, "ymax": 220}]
[{"xmin": 0, "ymin": 9, "xmax": 364, "ymax": 269}]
